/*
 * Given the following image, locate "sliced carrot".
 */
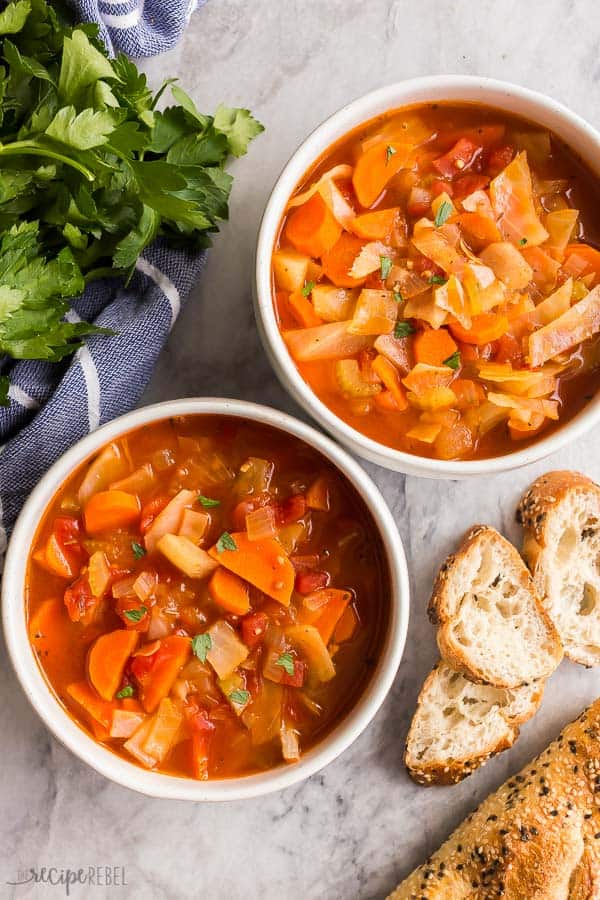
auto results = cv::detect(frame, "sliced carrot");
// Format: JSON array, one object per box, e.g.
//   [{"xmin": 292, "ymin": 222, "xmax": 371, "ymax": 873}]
[
  {"xmin": 352, "ymin": 141, "xmax": 408, "ymax": 207},
  {"xmin": 84, "ymin": 490, "xmax": 141, "ymax": 534},
  {"xmin": 208, "ymin": 567, "xmax": 250, "ymax": 615},
  {"xmin": 321, "ymin": 233, "xmax": 368, "ymax": 288},
  {"xmin": 300, "ymin": 589, "xmax": 351, "ymax": 644},
  {"xmin": 374, "ymin": 390, "xmax": 403, "ymax": 411},
  {"xmin": 87, "ymin": 629, "xmax": 139, "ymax": 700},
  {"xmin": 67, "ymin": 681, "xmax": 115, "ymax": 729},
  {"xmin": 449, "ymin": 313, "xmax": 509, "ymax": 345},
  {"xmin": 413, "ymin": 329, "xmax": 458, "ymax": 367},
  {"xmin": 333, "ymin": 605, "xmax": 358, "ymax": 643},
  {"xmin": 208, "ymin": 532, "xmax": 294, "ymax": 607},
  {"xmin": 121, "ymin": 697, "xmax": 143, "ymax": 712},
  {"xmin": 349, "ymin": 208, "xmax": 400, "ymax": 241},
  {"xmin": 564, "ymin": 243, "xmax": 600, "ymax": 283},
  {"xmin": 28, "ymin": 598, "xmax": 68, "ymax": 656},
  {"xmin": 451, "ymin": 378, "xmax": 486, "ymax": 410},
  {"xmin": 288, "ymin": 290, "xmax": 322, "ymax": 328},
  {"xmin": 139, "ymin": 635, "xmax": 192, "ymax": 713},
  {"xmin": 284, "ymin": 193, "xmax": 341, "ymax": 258},
  {"xmin": 305, "ymin": 476, "xmax": 330, "ymax": 511},
  {"xmin": 35, "ymin": 533, "xmax": 75, "ymax": 579},
  {"xmin": 453, "ymin": 211, "xmax": 501, "ymax": 246},
  {"xmin": 372, "ymin": 354, "xmax": 409, "ymax": 410}
]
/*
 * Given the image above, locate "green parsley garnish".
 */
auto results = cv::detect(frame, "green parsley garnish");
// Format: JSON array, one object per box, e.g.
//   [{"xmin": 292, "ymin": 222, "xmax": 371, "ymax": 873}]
[
  {"xmin": 429, "ymin": 274, "xmax": 448, "ymax": 285},
  {"xmin": 0, "ymin": 2, "xmax": 264, "ymax": 404},
  {"xmin": 229, "ymin": 689, "xmax": 250, "ymax": 706},
  {"xmin": 380, "ymin": 256, "xmax": 392, "ymax": 280},
  {"xmin": 520, "ymin": 237, "xmax": 528, "ymax": 245},
  {"xmin": 443, "ymin": 350, "xmax": 461, "ymax": 370},
  {"xmin": 385, "ymin": 144, "xmax": 397, "ymax": 164},
  {"xmin": 301, "ymin": 280, "xmax": 315, "ymax": 297},
  {"xmin": 275, "ymin": 652, "xmax": 295, "ymax": 676},
  {"xmin": 394, "ymin": 320, "xmax": 415, "ymax": 338},
  {"xmin": 198, "ymin": 495, "xmax": 221, "ymax": 508},
  {"xmin": 393, "ymin": 290, "xmax": 403, "ymax": 304},
  {"xmin": 216, "ymin": 531, "xmax": 237, "ymax": 553},
  {"xmin": 123, "ymin": 607, "xmax": 147, "ymax": 623},
  {"xmin": 131, "ymin": 541, "xmax": 146, "ymax": 560},
  {"xmin": 434, "ymin": 200, "xmax": 453, "ymax": 228},
  {"xmin": 116, "ymin": 685, "xmax": 135, "ymax": 699},
  {"xmin": 191, "ymin": 633, "xmax": 212, "ymax": 663}
]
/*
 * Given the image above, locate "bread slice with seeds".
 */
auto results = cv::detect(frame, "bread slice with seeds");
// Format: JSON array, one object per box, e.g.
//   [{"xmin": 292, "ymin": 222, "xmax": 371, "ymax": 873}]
[
  {"xmin": 405, "ymin": 662, "xmax": 544, "ymax": 785},
  {"xmin": 429, "ymin": 525, "xmax": 563, "ymax": 688},
  {"xmin": 389, "ymin": 697, "xmax": 600, "ymax": 899},
  {"xmin": 518, "ymin": 470, "xmax": 600, "ymax": 667}
]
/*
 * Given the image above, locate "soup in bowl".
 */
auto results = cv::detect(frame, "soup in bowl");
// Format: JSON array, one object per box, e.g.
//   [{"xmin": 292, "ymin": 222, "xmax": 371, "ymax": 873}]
[
  {"xmin": 255, "ymin": 77, "xmax": 600, "ymax": 476},
  {"xmin": 3, "ymin": 399, "xmax": 408, "ymax": 800}
]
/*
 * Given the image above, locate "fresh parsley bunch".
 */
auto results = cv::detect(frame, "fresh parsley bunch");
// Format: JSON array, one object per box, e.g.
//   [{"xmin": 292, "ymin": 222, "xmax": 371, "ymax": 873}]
[{"xmin": 0, "ymin": 0, "xmax": 263, "ymax": 400}]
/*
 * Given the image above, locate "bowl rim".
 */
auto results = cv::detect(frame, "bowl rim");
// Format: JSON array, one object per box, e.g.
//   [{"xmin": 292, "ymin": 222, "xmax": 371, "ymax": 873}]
[
  {"xmin": 254, "ymin": 74, "xmax": 600, "ymax": 477},
  {"xmin": 2, "ymin": 397, "xmax": 410, "ymax": 801}
]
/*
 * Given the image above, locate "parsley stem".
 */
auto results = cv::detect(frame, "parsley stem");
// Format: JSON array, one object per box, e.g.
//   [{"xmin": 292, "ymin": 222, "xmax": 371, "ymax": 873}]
[{"xmin": 0, "ymin": 141, "xmax": 95, "ymax": 181}]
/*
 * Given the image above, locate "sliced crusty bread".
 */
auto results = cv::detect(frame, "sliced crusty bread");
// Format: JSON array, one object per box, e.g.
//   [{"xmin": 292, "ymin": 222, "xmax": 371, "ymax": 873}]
[
  {"xmin": 518, "ymin": 470, "xmax": 600, "ymax": 667},
  {"xmin": 405, "ymin": 661, "xmax": 544, "ymax": 785},
  {"xmin": 429, "ymin": 525, "xmax": 563, "ymax": 688},
  {"xmin": 390, "ymin": 697, "xmax": 600, "ymax": 899}
]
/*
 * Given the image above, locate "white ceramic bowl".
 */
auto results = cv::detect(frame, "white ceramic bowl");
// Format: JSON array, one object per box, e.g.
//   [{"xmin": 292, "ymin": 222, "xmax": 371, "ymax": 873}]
[
  {"xmin": 254, "ymin": 75, "xmax": 600, "ymax": 478},
  {"xmin": 2, "ymin": 398, "xmax": 409, "ymax": 801}
]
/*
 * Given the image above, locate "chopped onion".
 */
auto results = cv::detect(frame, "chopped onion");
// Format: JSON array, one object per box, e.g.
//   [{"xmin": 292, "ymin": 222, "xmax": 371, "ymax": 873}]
[
  {"xmin": 144, "ymin": 489, "xmax": 196, "ymax": 554},
  {"xmin": 110, "ymin": 463, "xmax": 156, "ymax": 495},
  {"xmin": 146, "ymin": 609, "xmax": 173, "ymax": 641},
  {"xmin": 133, "ymin": 570, "xmax": 158, "ymax": 603},
  {"xmin": 152, "ymin": 448, "xmax": 176, "ymax": 471},
  {"xmin": 78, "ymin": 442, "xmax": 128, "ymax": 504},
  {"xmin": 112, "ymin": 575, "xmax": 137, "ymax": 599},
  {"xmin": 286, "ymin": 165, "xmax": 353, "ymax": 210},
  {"xmin": 246, "ymin": 505, "xmax": 277, "ymax": 542},
  {"xmin": 280, "ymin": 722, "xmax": 300, "ymax": 762},
  {"xmin": 110, "ymin": 710, "xmax": 146, "ymax": 739},
  {"xmin": 88, "ymin": 551, "xmax": 111, "ymax": 598},
  {"xmin": 206, "ymin": 620, "xmax": 249, "ymax": 679}
]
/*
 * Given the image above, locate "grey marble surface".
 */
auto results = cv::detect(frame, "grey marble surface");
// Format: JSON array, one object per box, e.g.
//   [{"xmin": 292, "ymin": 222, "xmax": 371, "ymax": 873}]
[{"xmin": 3, "ymin": 1, "xmax": 600, "ymax": 897}]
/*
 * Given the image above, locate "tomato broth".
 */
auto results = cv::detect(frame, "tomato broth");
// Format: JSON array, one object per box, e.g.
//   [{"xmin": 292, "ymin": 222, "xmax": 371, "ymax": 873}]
[
  {"xmin": 26, "ymin": 416, "xmax": 389, "ymax": 779},
  {"xmin": 272, "ymin": 102, "xmax": 600, "ymax": 460}
]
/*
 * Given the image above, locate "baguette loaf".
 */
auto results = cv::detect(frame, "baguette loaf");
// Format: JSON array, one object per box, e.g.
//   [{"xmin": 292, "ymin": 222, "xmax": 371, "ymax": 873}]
[
  {"xmin": 518, "ymin": 470, "xmax": 600, "ymax": 667},
  {"xmin": 390, "ymin": 697, "xmax": 600, "ymax": 899},
  {"xmin": 429, "ymin": 525, "xmax": 562, "ymax": 688},
  {"xmin": 405, "ymin": 662, "xmax": 543, "ymax": 786}
]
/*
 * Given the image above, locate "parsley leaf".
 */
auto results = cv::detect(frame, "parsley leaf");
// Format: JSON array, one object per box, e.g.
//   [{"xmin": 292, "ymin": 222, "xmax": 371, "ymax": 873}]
[
  {"xmin": 275, "ymin": 652, "xmax": 295, "ymax": 676},
  {"xmin": 394, "ymin": 320, "xmax": 415, "ymax": 338},
  {"xmin": 191, "ymin": 633, "xmax": 212, "ymax": 663},
  {"xmin": 443, "ymin": 350, "xmax": 461, "ymax": 370},
  {"xmin": 131, "ymin": 541, "xmax": 145, "ymax": 559},
  {"xmin": 429, "ymin": 274, "xmax": 448, "ymax": 285},
  {"xmin": 393, "ymin": 290, "xmax": 403, "ymax": 303},
  {"xmin": 380, "ymin": 256, "xmax": 392, "ymax": 280},
  {"xmin": 216, "ymin": 532, "xmax": 237, "ymax": 553},
  {"xmin": 198, "ymin": 495, "xmax": 221, "ymax": 508},
  {"xmin": 520, "ymin": 237, "xmax": 528, "ymax": 245},
  {"xmin": 0, "ymin": 3, "xmax": 263, "ymax": 392},
  {"xmin": 385, "ymin": 144, "xmax": 397, "ymax": 164},
  {"xmin": 434, "ymin": 200, "xmax": 453, "ymax": 228},
  {"xmin": 302, "ymin": 280, "xmax": 315, "ymax": 297},
  {"xmin": 229, "ymin": 689, "xmax": 250, "ymax": 706},
  {"xmin": 123, "ymin": 607, "xmax": 147, "ymax": 623},
  {"xmin": 116, "ymin": 685, "xmax": 135, "ymax": 699}
]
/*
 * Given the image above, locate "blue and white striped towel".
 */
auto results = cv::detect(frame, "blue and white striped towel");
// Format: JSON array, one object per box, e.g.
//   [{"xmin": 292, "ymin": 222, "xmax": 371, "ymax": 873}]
[
  {"xmin": 74, "ymin": 0, "xmax": 202, "ymax": 57},
  {"xmin": 0, "ymin": 3, "xmax": 206, "ymax": 559}
]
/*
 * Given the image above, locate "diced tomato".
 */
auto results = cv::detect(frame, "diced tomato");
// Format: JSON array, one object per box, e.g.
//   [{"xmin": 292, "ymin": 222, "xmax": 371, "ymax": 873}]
[
  {"xmin": 411, "ymin": 256, "xmax": 445, "ymax": 279},
  {"xmin": 486, "ymin": 144, "xmax": 514, "ymax": 178},
  {"xmin": 290, "ymin": 554, "xmax": 321, "ymax": 572},
  {"xmin": 184, "ymin": 697, "xmax": 216, "ymax": 733},
  {"xmin": 431, "ymin": 179, "xmax": 453, "ymax": 198},
  {"xmin": 433, "ymin": 138, "xmax": 482, "ymax": 178},
  {"xmin": 231, "ymin": 497, "xmax": 270, "ymax": 532},
  {"xmin": 295, "ymin": 570, "xmax": 330, "ymax": 594},
  {"xmin": 452, "ymin": 174, "xmax": 490, "ymax": 201},
  {"xmin": 281, "ymin": 659, "xmax": 306, "ymax": 688},
  {"xmin": 407, "ymin": 198, "xmax": 431, "ymax": 218},
  {"xmin": 129, "ymin": 648, "xmax": 158, "ymax": 683},
  {"xmin": 493, "ymin": 332, "xmax": 524, "ymax": 365},
  {"xmin": 241, "ymin": 611, "xmax": 269, "ymax": 648},
  {"xmin": 139, "ymin": 495, "xmax": 170, "ymax": 534},
  {"xmin": 54, "ymin": 516, "xmax": 84, "ymax": 555},
  {"xmin": 364, "ymin": 273, "xmax": 386, "ymax": 290},
  {"xmin": 64, "ymin": 575, "xmax": 100, "ymax": 624},
  {"xmin": 190, "ymin": 731, "xmax": 211, "ymax": 780},
  {"xmin": 276, "ymin": 494, "xmax": 306, "ymax": 526}
]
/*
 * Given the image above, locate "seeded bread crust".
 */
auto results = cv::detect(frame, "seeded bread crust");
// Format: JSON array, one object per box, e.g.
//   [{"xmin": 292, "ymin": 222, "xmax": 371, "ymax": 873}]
[
  {"xmin": 429, "ymin": 525, "xmax": 562, "ymax": 688},
  {"xmin": 518, "ymin": 471, "xmax": 600, "ymax": 667},
  {"xmin": 389, "ymin": 698, "xmax": 600, "ymax": 899},
  {"xmin": 405, "ymin": 662, "xmax": 544, "ymax": 786}
]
